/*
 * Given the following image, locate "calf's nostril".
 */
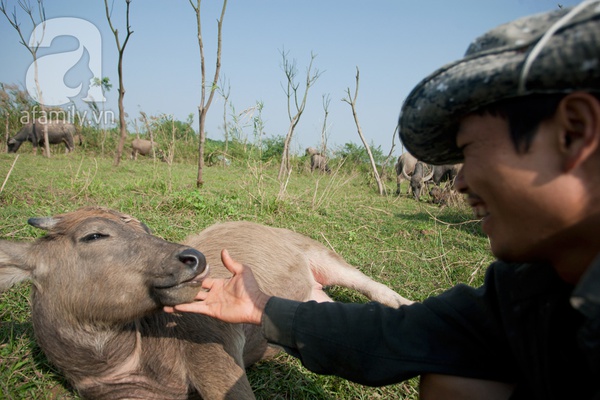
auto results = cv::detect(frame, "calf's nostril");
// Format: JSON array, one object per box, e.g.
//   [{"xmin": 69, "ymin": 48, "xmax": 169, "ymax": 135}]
[
  {"xmin": 180, "ymin": 256, "xmax": 197, "ymax": 267},
  {"xmin": 178, "ymin": 248, "xmax": 207, "ymax": 272}
]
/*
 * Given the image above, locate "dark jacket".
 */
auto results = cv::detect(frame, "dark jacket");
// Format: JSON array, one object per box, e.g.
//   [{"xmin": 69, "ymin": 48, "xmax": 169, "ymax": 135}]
[{"xmin": 262, "ymin": 259, "xmax": 600, "ymax": 399}]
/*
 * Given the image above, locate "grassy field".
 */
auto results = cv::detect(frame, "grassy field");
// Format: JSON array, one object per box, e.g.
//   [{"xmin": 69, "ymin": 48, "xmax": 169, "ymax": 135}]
[{"xmin": 0, "ymin": 151, "xmax": 492, "ymax": 399}]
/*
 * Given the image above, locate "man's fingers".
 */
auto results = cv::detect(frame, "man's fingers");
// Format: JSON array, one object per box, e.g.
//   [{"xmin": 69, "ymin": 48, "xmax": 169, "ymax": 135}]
[
  {"xmin": 221, "ymin": 249, "xmax": 244, "ymax": 275},
  {"xmin": 173, "ymin": 302, "xmax": 207, "ymax": 313},
  {"xmin": 163, "ymin": 302, "xmax": 204, "ymax": 313},
  {"xmin": 200, "ymin": 278, "xmax": 216, "ymax": 290},
  {"xmin": 194, "ymin": 290, "xmax": 209, "ymax": 301}
]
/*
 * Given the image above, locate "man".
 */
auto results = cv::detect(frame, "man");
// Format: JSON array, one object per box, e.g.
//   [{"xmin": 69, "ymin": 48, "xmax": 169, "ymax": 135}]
[{"xmin": 166, "ymin": 3, "xmax": 600, "ymax": 399}]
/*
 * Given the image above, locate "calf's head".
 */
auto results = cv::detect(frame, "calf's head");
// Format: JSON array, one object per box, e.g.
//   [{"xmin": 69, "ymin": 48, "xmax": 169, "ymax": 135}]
[{"xmin": 0, "ymin": 207, "xmax": 207, "ymax": 324}]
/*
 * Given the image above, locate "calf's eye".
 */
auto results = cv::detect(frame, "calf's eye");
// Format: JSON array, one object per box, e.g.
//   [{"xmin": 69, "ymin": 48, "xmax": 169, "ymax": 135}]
[{"xmin": 80, "ymin": 233, "xmax": 109, "ymax": 242}]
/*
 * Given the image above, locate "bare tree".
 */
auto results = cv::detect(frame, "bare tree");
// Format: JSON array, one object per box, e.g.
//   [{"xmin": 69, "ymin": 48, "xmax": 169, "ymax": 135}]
[
  {"xmin": 0, "ymin": 0, "xmax": 50, "ymax": 157},
  {"xmin": 342, "ymin": 67, "xmax": 385, "ymax": 195},
  {"xmin": 104, "ymin": 0, "xmax": 133, "ymax": 166},
  {"xmin": 217, "ymin": 76, "xmax": 230, "ymax": 167},
  {"xmin": 278, "ymin": 50, "xmax": 322, "ymax": 181},
  {"xmin": 91, "ymin": 76, "xmax": 112, "ymax": 156},
  {"xmin": 189, "ymin": 0, "xmax": 227, "ymax": 188},
  {"xmin": 320, "ymin": 93, "xmax": 331, "ymax": 155},
  {"xmin": 380, "ymin": 124, "xmax": 399, "ymax": 182}
]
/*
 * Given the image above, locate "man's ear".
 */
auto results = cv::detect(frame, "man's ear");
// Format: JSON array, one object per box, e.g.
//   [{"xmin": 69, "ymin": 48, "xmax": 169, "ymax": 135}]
[{"xmin": 557, "ymin": 92, "xmax": 600, "ymax": 171}]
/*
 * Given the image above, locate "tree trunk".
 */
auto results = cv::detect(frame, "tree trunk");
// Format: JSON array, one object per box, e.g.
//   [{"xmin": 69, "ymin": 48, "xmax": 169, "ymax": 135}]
[
  {"xmin": 31, "ymin": 55, "xmax": 50, "ymax": 157},
  {"xmin": 42, "ymin": 123, "xmax": 50, "ymax": 156},
  {"xmin": 352, "ymin": 104, "xmax": 384, "ymax": 195},
  {"xmin": 113, "ymin": 63, "xmax": 127, "ymax": 166},
  {"xmin": 278, "ymin": 121, "xmax": 295, "ymax": 180},
  {"xmin": 343, "ymin": 67, "xmax": 384, "ymax": 195},
  {"xmin": 196, "ymin": 106, "xmax": 206, "ymax": 187},
  {"xmin": 4, "ymin": 115, "xmax": 8, "ymax": 153},
  {"xmin": 104, "ymin": 0, "xmax": 133, "ymax": 167}
]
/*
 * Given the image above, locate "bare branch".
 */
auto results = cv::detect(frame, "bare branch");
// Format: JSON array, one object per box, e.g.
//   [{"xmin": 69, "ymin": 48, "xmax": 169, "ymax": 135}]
[
  {"xmin": 104, "ymin": 0, "xmax": 119, "ymax": 43},
  {"xmin": 0, "ymin": 1, "xmax": 33, "ymax": 56},
  {"xmin": 20, "ymin": 0, "xmax": 47, "ymax": 53},
  {"xmin": 342, "ymin": 66, "xmax": 360, "ymax": 105},
  {"xmin": 203, "ymin": 0, "xmax": 227, "ymax": 113},
  {"xmin": 104, "ymin": 0, "xmax": 134, "ymax": 166},
  {"xmin": 380, "ymin": 124, "xmax": 398, "ymax": 179},
  {"xmin": 104, "ymin": 0, "xmax": 133, "ymax": 55},
  {"xmin": 320, "ymin": 93, "xmax": 331, "ymax": 154},
  {"xmin": 342, "ymin": 67, "xmax": 385, "ymax": 195},
  {"xmin": 278, "ymin": 50, "xmax": 322, "ymax": 181},
  {"xmin": 121, "ymin": 0, "xmax": 133, "ymax": 53}
]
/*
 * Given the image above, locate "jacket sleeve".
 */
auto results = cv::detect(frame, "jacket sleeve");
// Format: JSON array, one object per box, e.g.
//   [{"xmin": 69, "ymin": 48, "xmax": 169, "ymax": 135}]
[{"xmin": 261, "ymin": 277, "xmax": 515, "ymax": 387}]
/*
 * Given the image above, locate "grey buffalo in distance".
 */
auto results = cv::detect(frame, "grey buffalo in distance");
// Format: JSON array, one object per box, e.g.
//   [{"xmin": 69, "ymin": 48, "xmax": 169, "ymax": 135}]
[
  {"xmin": 305, "ymin": 146, "xmax": 330, "ymax": 173},
  {"xmin": 395, "ymin": 152, "xmax": 418, "ymax": 195},
  {"xmin": 131, "ymin": 138, "xmax": 155, "ymax": 160},
  {"xmin": 395, "ymin": 152, "xmax": 433, "ymax": 196},
  {"xmin": 8, "ymin": 120, "xmax": 76, "ymax": 154},
  {"xmin": 0, "ymin": 207, "xmax": 412, "ymax": 399},
  {"xmin": 131, "ymin": 138, "xmax": 166, "ymax": 161},
  {"xmin": 410, "ymin": 161, "xmax": 430, "ymax": 201},
  {"xmin": 431, "ymin": 164, "xmax": 463, "ymax": 186}
]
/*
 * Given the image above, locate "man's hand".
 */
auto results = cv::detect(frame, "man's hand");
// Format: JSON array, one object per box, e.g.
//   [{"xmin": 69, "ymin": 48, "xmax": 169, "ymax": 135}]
[{"xmin": 164, "ymin": 249, "xmax": 271, "ymax": 325}]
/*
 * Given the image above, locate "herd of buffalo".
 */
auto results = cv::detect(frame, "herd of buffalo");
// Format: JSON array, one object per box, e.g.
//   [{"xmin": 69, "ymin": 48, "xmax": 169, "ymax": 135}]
[
  {"xmin": 305, "ymin": 146, "xmax": 461, "ymax": 203},
  {"xmin": 5, "ymin": 119, "xmax": 460, "ymax": 202}
]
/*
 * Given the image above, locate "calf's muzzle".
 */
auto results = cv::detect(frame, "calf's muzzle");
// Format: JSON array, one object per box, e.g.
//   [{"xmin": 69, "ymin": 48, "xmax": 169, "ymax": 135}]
[{"xmin": 152, "ymin": 247, "xmax": 209, "ymax": 306}]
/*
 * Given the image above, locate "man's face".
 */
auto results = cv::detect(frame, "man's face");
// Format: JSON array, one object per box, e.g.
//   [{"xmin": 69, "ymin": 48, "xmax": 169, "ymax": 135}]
[{"xmin": 454, "ymin": 113, "xmax": 575, "ymax": 264}]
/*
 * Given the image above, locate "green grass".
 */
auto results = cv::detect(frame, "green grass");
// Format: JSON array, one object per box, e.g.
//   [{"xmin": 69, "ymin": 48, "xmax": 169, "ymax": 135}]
[{"xmin": 0, "ymin": 151, "xmax": 492, "ymax": 399}]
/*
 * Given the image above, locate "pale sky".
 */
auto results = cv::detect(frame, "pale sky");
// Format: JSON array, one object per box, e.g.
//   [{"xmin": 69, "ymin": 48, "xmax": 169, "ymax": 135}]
[{"xmin": 0, "ymin": 0, "xmax": 582, "ymax": 156}]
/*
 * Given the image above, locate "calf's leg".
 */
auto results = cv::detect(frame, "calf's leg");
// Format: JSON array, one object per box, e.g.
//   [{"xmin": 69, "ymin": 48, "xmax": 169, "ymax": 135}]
[{"xmin": 306, "ymin": 248, "xmax": 413, "ymax": 307}]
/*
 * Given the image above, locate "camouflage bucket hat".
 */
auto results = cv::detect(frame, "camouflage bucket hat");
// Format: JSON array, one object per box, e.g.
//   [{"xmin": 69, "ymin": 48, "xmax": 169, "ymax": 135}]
[{"xmin": 398, "ymin": 2, "xmax": 600, "ymax": 165}]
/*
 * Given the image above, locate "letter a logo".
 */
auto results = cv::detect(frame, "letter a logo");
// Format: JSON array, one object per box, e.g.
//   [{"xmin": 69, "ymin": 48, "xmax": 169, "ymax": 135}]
[{"xmin": 25, "ymin": 17, "xmax": 104, "ymax": 106}]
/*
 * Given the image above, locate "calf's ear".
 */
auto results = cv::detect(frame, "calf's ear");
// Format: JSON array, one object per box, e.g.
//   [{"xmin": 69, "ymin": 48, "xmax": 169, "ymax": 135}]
[
  {"xmin": 28, "ymin": 216, "xmax": 58, "ymax": 231},
  {"xmin": 0, "ymin": 241, "xmax": 33, "ymax": 293}
]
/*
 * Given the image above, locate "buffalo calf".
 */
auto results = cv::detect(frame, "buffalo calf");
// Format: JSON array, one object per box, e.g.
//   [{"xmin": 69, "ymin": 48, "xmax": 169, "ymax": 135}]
[{"xmin": 0, "ymin": 207, "xmax": 412, "ymax": 399}]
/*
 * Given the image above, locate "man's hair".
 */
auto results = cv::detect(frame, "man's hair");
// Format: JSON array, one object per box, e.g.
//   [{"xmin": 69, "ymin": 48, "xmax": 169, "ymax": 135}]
[
  {"xmin": 477, "ymin": 94, "xmax": 566, "ymax": 153},
  {"xmin": 479, "ymin": 93, "xmax": 600, "ymax": 153}
]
